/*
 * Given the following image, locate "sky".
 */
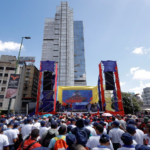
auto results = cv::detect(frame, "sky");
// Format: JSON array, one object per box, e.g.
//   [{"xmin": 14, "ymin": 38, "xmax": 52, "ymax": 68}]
[{"xmin": 0, "ymin": 0, "xmax": 150, "ymax": 95}]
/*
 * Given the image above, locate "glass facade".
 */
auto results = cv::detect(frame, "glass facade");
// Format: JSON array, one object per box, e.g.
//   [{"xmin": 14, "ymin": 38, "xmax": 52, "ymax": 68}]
[{"xmin": 74, "ymin": 21, "xmax": 87, "ymax": 86}]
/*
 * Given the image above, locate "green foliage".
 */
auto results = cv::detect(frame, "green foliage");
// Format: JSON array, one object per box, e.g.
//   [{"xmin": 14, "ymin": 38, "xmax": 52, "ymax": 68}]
[{"xmin": 121, "ymin": 92, "xmax": 141, "ymax": 114}]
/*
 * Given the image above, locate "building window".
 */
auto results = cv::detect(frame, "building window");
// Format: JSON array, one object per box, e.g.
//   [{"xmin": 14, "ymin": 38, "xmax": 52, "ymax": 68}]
[
  {"xmin": 1, "ymin": 87, "xmax": 5, "ymax": 91},
  {"xmin": 0, "ymin": 67, "xmax": 4, "ymax": 70},
  {"xmin": 6, "ymin": 67, "xmax": 15, "ymax": 70},
  {"xmin": 0, "ymin": 95, "xmax": 4, "ymax": 98},
  {"xmin": 4, "ymin": 74, "xmax": 8, "ymax": 77},
  {"xmin": 0, "ymin": 73, "xmax": 2, "ymax": 77},
  {"xmin": 0, "ymin": 103, "xmax": 2, "ymax": 107},
  {"xmin": 3, "ymin": 81, "xmax": 7, "ymax": 84}
]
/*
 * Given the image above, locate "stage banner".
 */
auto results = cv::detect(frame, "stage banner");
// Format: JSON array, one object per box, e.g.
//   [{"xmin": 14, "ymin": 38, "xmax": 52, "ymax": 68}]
[
  {"xmin": 40, "ymin": 61, "xmax": 55, "ymax": 72},
  {"xmin": 5, "ymin": 74, "xmax": 20, "ymax": 98}
]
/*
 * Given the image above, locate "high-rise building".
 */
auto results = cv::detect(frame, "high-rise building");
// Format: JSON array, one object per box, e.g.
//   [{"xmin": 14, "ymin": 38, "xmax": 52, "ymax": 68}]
[
  {"xmin": 41, "ymin": 1, "xmax": 86, "ymax": 86},
  {"xmin": 142, "ymin": 87, "xmax": 150, "ymax": 105}
]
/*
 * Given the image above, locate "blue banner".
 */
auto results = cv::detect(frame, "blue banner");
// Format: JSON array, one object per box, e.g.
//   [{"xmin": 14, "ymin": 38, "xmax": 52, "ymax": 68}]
[{"xmin": 41, "ymin": 61, "xmax": 55, "ymax": 72}]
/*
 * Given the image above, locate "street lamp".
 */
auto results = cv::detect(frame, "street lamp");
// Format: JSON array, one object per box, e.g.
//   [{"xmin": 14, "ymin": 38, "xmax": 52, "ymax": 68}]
[{"xmin": 7, "ymin": 37, "xmax": 31, "ymax": 116}]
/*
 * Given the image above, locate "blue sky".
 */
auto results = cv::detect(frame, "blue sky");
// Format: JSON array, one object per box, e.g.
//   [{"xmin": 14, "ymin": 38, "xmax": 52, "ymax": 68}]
[{"xmin": 0, "ymin": 0, "xmax": 150, "ymax": 94}]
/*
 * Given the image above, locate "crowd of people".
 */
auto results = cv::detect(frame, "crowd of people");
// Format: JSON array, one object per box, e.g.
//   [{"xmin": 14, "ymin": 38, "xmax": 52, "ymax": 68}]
[{"xmin": 0, "ymin": 113, "xmax": 150, "ymax": 150}]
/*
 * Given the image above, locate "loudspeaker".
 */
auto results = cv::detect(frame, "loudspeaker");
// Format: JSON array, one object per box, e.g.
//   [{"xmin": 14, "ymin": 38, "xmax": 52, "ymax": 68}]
[
  {"xmin": 105, "ymin": 71, "xmax": 115, "ymax": 90},
  {"xmin": 43, "ymin": 71, "xmax": 53, "ymax": 91}
]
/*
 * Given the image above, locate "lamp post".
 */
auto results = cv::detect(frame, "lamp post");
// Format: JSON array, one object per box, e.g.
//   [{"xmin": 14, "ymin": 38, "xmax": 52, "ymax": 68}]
[{"xmin": 7, "ymin": 37, "xmax": 31, "ymax": 116}]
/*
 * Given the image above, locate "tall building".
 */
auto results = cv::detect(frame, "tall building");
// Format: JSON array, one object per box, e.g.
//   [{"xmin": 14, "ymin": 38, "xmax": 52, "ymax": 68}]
[
  {"xmin": 142, "ymin": 87, "xmax": 150, "ymax": 105},
  {"xmin": 41, "ymin": 1, "xmax": 86, "ymax": 86},
  {"xmin": 0, "ymin": 55, "xmax": 26, "ymax": 113},
  {"xmin": 22, "ymin": 65, "xmax": 39, "ymax": 113}
]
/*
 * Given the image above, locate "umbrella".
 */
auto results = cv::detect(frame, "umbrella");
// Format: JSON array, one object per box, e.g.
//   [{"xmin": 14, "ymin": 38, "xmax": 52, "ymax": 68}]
[
  {"xmin": 42, "ymin": 114, "xmax": 53, "ymax": 118},
  {"xmin": 102, "ymin": 113, "xmax": 112, "ymax": 117}
]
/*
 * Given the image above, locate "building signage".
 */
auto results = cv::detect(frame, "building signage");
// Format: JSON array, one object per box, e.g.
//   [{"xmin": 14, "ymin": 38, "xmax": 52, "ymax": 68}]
[
  {"xmin": 19, "ymin": 57, "xmax": 35, "ymax": 62},
  {"xmin": 5, "ymin": 74, "xmax": 20, "ymax": 98}
]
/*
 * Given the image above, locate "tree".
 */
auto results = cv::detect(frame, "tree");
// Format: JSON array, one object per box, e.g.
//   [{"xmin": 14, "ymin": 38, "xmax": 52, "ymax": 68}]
[{"xmin": 121, "ymin": 92, "xmax": 141, "ymax": 114}]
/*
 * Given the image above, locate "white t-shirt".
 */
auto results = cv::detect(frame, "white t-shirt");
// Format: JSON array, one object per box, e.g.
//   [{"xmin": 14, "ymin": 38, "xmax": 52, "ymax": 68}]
[
  {"xmin": 118, "ymin": 145, "xmax": 135, "ymax": 150},
  {"xmin": 21, "ymin": 124, "xmax": 33, "ymax": 139},
  {"xmin": 3, "ymin": 125, "xmax": 7, "ymax": 130},
  {"xmin": 0, "ymin": 134, "xmax": 9, "ymax": 150},
  {"xmin": 134, "ymin": 129, "xmax": 144, "ymax": 145},
  {"xmin": 104, "ymin": 122, "xmax": 108, "ymax": 130},
  {"xmin": 86, "ymin": 135, "xmax": 114, "ymax": 150},
  {"xmin": 120, "ymin": 139, "xmax": 137, "ymax": 147},
  {"xmin": 3, "ymin": 129, "xmax": 17, "ymax": 145},
  {"xmin": 109, "ymin": 128, "xmax": 124, "ymax": 143},
  {"xmin": 92, "ymin": 146, "xmax": 110, "ymax": 150},
  {"xmin": 13, "ymin": 128, "xmax": 19, "ymax": 135},
  {"xmin": 85, "ymin": 126, "xmax": 97, "ymax": 136},
  {"xmin": 39, "ymin": 127, "xmax": 49, "ymax": 138},
  {"xmin": 103, "ymin": 128, "xmax": 107, "ymax": 134},
  {"xmin": 32, "ymin": 122, "xmax": 41, "ymax": 130}
]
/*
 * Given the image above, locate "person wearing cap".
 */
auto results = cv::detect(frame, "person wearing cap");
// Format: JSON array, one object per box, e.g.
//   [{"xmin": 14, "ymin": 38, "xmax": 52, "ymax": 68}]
[
  {"xmin": 17, "ymin": 129, "xmax": 41, "ymax": 150},
  {"xmin": 32, "ymin": 118, "xmax": 41, "ymax": 130},
  {"xmin": 120, "ymin": 125, "xmax": 137, "ymax": 147},
  {"xmin": 1, "ymin": 118, "xmax": 7, "ymax": 130},
  {"xmin": 135, "ymin": 144, "xmax": 150, "ymax": 150},
  {"xmin": 118, "ymin": 133, "xmax": 135, "ymax": 150},
  {"xmin": 139, "ymin": 117, "xmax": 149, "ymax": 133},
  {"xmin": 3, "ymin": 122, "xmax": 17, "ymax": 150},
  {"xmin": 48, "ymin": 125, "xmax": 67, "ymax": 150},
  {"xmin": 21, "ymin": 117, "xmax": 33, "ymax": 140},
  {"xmin": 127, "ymin": 120, "xmax": 144, "ymax": 145},
  {"xmin": 143, "ymin": 123, "xmax": 150, "ymax": 146},
  {"xmin": 108, "ymin": 120, "xmax": 124, "ymax": 150},
  {"xmin": 39, "ymin": 121, "xmax": 49, "ymax": 138},
  {"xmin": 99, "ymin": 121, "xmax": 107, "ymax": 134},
  {"xmin": 40, "ymin": 121, "xmax": 59, "ymax": 146},
  {"xmin": 61, "ymin": 119, "xmax": 67, "ymax": 127},
  {"xmin": 66, "ymin": 134, "xmax": 76, "ymax": 150},
  {"xmin": 84, "ymin": 119, "xmax": 96, "ymax": 136},
  {"xmin": 69, "ymin": 118, "xmax": 76, "ymax": 128},
  {"xmin": 0, "ymin": 123, "xmax": 9, "ymax": 150},
  {"xmin": 86, "ymin": 124, "xmax": 114, "ymax": 150}
]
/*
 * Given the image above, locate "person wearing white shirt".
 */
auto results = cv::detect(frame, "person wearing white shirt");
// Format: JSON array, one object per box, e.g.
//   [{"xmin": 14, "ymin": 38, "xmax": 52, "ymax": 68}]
[
  {"xmin": 32, "ymin": 118, "xmax": 41, "ymax": 130},
  {"xmin": 0, "ymin": 123, "xmax": 9, "ymax": 150},
  {"xmin": 39, "ymin": 121, "xmax": 49, "ymax": 138},
  {"xmin": 3, "ymin": 122, "xmax": 17, "ymax": 150},
  {"xmin": 69, "ymin": 118, "xmax": 76, "ymax": 128},
  {"xmin": 13, "ymin": 122, "xmax": 20, "ymax": 135},
  {"xmin": 118, "ymin": 133, "xmax": 135, "ymax": 150},
  {"xmin": 92, "ymin": 133, "xmax": 111, "ymax": 150},
  {"xmin": 86, "ymin": 124, "xmax": 114, "ymax": 150},
  {"xmin": 84, "ymin": 119, "xmax": 97, "ymax": 136},
  {"xmin": 99, "ymin": 121, "xmax": 107, "ymax": 134},
  {"xmin": 108, "ymin": 121, "xmax": 124, "ymax": 150},
  {"xmin": 21, "ymin": 117, "xmax": 33, "ymax": 140},
  {"xmin": 127, "ymin": 120, "xmax": 144, "ymax": 145},
  {"xmin": 0, "ymin": 118, "xmax": 7, "ymax": 131}
]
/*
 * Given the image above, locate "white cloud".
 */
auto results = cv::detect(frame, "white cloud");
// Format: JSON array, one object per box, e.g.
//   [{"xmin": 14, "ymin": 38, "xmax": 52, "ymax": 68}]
[
  {"xmin": 133, "ymin": 69, "xmax": 150, "ymax": 80},
  {"xmin": 130, "ymin": 67, "xmax": 139, "ymax": 74},
  {"xmin": 120, "ymin": 82, "xmax": 126, "ymax": 87},
  {"xmin": 133, "ymin": 47, "xmax": 144, "ymax": 54},
  {"xmin": 0, "ymin": 40, "xmax": 23, "ymax": 51},
  {"xmin": 132, "ymin": 47, "xmax": 150, "ymax": 55}
]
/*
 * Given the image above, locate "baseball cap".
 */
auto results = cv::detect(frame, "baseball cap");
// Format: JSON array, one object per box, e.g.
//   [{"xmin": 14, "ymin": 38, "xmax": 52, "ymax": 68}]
[
  {"xmin": 112, "ymin": 121, "xmax": 120, "ymax": 126},
  {"xmin": 70, "ymin": 118, "xmax": 76, "ymax": 122},
  {"xmin": 100, "ymin": 133, "xmax": 110, "ymax": 141},
  {"xmin": 40, "ymin": 121, "xmax": 45, "ymax": 126},
  {"xmin": 128, "ymin": 120, "xmax": 136, "ymax": 125},
  {"xmin": 27, "ymin": 117, "xmax": 32, "ymax": 123},
  {"xmin": 66, "ymin": 134, "xmax": 76, "ymax": 146},
  {"xmin": 135, "ymin": 144, "xmax": 150, "ymax": 150},
  {"xmin": 51, "ymin": 121, "xmax": 58, "ymax": 128},
  {"xmin": 84, "ymin": 119, "xmax": 90, "ymax": 125},
  {"xmin": 121, "ymin": 133, "xmax": 133, "ymax": 143},
  {"xmin": 99, "ymin": 121, "xmax": 106, "ymax": 126},
  {"xmin": 126, "ymin": 124, "xmax": 136, "ymax": 134},
  {"xmin": 93, "ymin": 122, "xmax": 99, "ymax": 127}
]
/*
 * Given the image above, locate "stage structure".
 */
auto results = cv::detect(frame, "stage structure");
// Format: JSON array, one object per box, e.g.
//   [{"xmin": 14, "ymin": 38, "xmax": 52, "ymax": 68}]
[
  {"xmin": 35, "ymin": 61, "xmax": 58, "ymax": 115},
  {"xmin": 98, "ymin": 61, "xmax": 124, "ymax": 115},
  {"xmin": 58, "ymin": 86, "xmax": 98, "ymax": 111}
]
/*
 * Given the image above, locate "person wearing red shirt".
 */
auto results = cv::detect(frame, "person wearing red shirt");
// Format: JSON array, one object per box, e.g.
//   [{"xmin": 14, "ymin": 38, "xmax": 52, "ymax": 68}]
[{"xmin": 17, "ymin": 129, "xmax": 41, "ymax": 150}]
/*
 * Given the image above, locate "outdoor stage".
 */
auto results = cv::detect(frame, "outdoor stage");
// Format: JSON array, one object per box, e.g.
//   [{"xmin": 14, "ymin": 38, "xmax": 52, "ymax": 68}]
[{"xmin": 57, "ymin": 111, "xmax": 104, "ymax": 115}]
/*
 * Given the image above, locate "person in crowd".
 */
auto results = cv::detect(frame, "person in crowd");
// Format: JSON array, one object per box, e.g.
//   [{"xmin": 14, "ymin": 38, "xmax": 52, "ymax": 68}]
[
  {"xmin": 39, "ymin": 121, "xmax": 49, "ymax": 139},
  {"xmin": 48, "ymin": 125, "xmax": 67, "ymax": 150},
  {"xmin": 68, "ymin": 118, "xmax": 76, "ymax": 128},
  {"xmin": 32, "ymin": 118, "xmax": 41, "ymax": 130},
  {"xmin": 127, "ymin": 120, "xmax": 144, "ymax": 145},
  {"xmin": 91, "ymin": 133, "xmax": 111, "ymax": 150},
  {"xmin": 135, "ymin": 144, "xmax": 150, "ymax": 150},
  {"xmin": 1, "ymin": 118, "xmax": 7, "ymax": 130},
  {"xmin": 71, "ymin": 119, "xmax": 90, "ymax": 147},
  {"xmin": 40, "ymin": 121, "xmax": 58, "ymax": 147},
  {"xmin": 17, "ymin": 129, "xmax": 41, "ymax": 150},
  {"xmin": 99, "ymin": 121, "xmax": 107, "ymax": 134},
  {"xmin": 116, "ymin": 115, "xmax": 126, "ymax": 130},
  {"xmin": 118, "ymin": 133, "xmax": 135, "ymax": 150},
  {"xmin": 86, "ymin": 124, "xmax": 114, "ymax": 150},
  {"xmin": 143, "ymin": 123, "xmax": 150, "ymax": 146},
  {"xmin": 21, "ymin": 117, "xmax": 33, "ymax": 140},
  {"xmin": 66, "ymin": 134, "xmax": 77, "ymax": 150},
  {"xmin": 108, "ymin": 121, "xmax": 124, "ymax": 150},
  {"xmin": 3, "ymin": 122, "xmax": 18, "ymax": 150},
  {"xmin": 0, "ymin": 123, "xmax": 9, "ymax": 150},
  {"xmin": 84, "ymin": 119, "xmax": 97, "ymax": 136}
]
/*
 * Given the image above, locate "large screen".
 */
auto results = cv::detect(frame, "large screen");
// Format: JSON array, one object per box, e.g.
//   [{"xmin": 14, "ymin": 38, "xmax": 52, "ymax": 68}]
[{"xmin": 62, "ymin": 90, "xmax": 92, "ymax": 106}]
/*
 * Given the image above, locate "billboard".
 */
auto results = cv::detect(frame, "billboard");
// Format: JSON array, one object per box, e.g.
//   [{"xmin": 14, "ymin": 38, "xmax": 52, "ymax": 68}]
[
  {"xmin": 5, "ymin": 74, "xmax": 20, "ymax": 98},
  {"xmin": 19, "ymin": 57, "xmax": 35, "ymax": 62}
]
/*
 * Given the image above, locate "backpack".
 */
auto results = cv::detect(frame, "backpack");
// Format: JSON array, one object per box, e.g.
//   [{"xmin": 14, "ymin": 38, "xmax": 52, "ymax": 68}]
[
  {"xmin": 41, "ymin": 131, "xmax": 56, "ymax": 147},
  {"xmin": 17, "ymin": 140, "xmax": 37, "ymax": 150},
  {"xmin": 76, "ymin": 127, "xmax": 88, "ymax": 146},
  {"xmin": 54, "ymin": 136, "xmax": 68, "ymax": 150}
]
